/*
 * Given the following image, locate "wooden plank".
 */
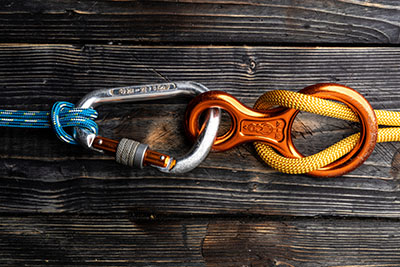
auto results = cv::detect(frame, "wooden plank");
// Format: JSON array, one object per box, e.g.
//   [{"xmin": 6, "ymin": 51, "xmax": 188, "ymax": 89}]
[
  {"xmin": 1, "ymin": 215, "xmax": 400, "ymax": 266},
  {"xmin": 1, "ymin": 44, "xmax": 400, "ymax": 217},
  {"xmin": 2, "ymin": 44, "xmax": 400, "ymax": 106},
  {"xmin": 0, "ymin": 215, "xmax": 207, "ymax": 266},
  {"xmin": 203, "ymin": 218, "xmax": 400, "ymax": 267},
  {"xmin": 1, "ymin": 0, "xmax": 400, "ymax": 44}
]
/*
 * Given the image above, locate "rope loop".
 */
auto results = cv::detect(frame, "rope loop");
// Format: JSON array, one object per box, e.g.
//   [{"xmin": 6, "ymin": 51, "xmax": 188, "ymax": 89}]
[
  {"xmin": 50, "ymin": 101, "xmax": 98, "ymax": 145},
  {"xmin": 254, "ymin": 89, "xmax": 400, "ymax": 175},
  {"xmin": 0, "ymin": 102, "xmax": 98, "ymax": 145}
]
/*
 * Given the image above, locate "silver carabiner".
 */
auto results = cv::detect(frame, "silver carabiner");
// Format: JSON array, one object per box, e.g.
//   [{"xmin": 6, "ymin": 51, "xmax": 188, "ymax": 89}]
[{"xmin": 74, "ymin": 81, "xmax": 220, "ymax": 173}]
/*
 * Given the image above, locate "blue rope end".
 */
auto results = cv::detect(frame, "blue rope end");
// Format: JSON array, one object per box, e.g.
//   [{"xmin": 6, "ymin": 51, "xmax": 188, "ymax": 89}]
[{"xmin": 0, "ymin": 102, "xmax": 98, "ymax": 145}]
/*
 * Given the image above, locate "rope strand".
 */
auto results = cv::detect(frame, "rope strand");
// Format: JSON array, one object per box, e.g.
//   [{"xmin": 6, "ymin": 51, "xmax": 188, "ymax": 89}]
[
  {"xmin": 254, "ymin": 90, "xmax": 400, "ymax": 174},
  {"xmin": 0, "ymin": 101, "xmax": 98, "ymax": 145}
]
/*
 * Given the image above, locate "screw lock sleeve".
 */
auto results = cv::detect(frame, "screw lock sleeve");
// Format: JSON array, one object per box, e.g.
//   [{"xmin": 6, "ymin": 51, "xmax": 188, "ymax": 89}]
[{"xmin": 116, "ymin": 138, "xmax": 149, "ymax": 169}]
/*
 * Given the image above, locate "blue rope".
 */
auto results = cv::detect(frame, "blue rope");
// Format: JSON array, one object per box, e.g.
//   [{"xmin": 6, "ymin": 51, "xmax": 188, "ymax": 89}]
[{"xmin": 0, "ymin": 101, "xmax": 98, "ymax": 145}]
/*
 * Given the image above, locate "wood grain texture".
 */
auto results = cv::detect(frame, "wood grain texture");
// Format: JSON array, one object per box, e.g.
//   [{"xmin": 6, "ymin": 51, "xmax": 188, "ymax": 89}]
[
  {"xmin": 0, "ymin": 215, "xmax": 207, "ymax": 266},
  {"xmin": 1, "ymin": 44, "xmax": 400, "ymax": 217},
  {"xmin": 1, "ymin": 2, "xmax": 400, "ymax": 264},
  {"xmin": 2, "ymin": 215, "xmax": 400, "ymax": 266},
  {"xmin": 1, "ymin": 0, "xmax": 400, "ymax": 44},
  {"xmin": 203, "ymin": 218, "xmax": 400, "ymax": 267}
]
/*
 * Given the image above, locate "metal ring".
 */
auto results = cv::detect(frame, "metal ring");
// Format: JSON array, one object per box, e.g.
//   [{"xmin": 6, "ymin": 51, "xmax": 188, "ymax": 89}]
[
  {"xmin": 296, "ymin": 83, "xmax": 378, "ymax": 177},
  {"xmin": 254, "ymin": 83, "xmax": 378, "ymax": 177},
  {"xmin": 74, "ymin": 81, "xmax": 221, "ymax": 173}
]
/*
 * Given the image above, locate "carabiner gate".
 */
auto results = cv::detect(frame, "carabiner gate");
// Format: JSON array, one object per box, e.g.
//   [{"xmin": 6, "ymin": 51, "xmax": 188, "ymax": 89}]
[{"xmin": 74, "ymin": 81, "xmax": 221, "ymax": 173}]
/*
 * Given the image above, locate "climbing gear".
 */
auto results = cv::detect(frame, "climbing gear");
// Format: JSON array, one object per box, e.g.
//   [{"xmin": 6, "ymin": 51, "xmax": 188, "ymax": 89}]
[
  {"xmin": 253, "ymin": 84, "xmax": 400, "ymax": 176},
  {"xmin": 75, "ymin": 81, "xmax": 220, "ymax": 173},
  {"xmin": 0, "ymin": 101, "xmax": 98, "ymax": 145},
  {"xmin": 4, "ymin": 81, "xmax": 400, "ymax": 177},
  {"xmin": 185, "ymin": 83, "xmax": 400, "ymax": 177},
  {"xmin": 0, "ymin": 81, "xmax": 220, "ymax": 174}
]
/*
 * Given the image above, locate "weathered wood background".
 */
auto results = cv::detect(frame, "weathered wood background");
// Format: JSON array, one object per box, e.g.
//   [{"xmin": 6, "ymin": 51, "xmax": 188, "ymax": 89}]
[{"xmin": 1, "ymin": 1, "xmax": 400, "ymax": 266}]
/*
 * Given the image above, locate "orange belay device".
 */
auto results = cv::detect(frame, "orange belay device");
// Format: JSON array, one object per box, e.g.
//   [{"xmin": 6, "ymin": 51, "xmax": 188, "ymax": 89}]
[
  {"xmin": 185, "ymin": 83, "xmax": 392, "ymax": 178},
  {"xmin": 4, "ymin": 81, "xmax": 400, "ymax": 177},
  {"xmin": 61, "ymin": 81, "xmax": 400, "ymax": 177}
]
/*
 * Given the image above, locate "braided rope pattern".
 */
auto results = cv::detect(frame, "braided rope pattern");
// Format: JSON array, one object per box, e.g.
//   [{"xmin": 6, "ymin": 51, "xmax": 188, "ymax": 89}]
[
  {"xmin": 255, "ymin": 90, "xmax": 359, "ymax": 122},
  {"xmin": 255, "ymin": 133, "xmax": 360, "ymax": 174},
  {"xmin": 0, "ymin": 101, "xmax": 98, "ymax": 145},
  {"xmin": 254, "ymin": 90, "xmax": 400, "ymax": 174}
]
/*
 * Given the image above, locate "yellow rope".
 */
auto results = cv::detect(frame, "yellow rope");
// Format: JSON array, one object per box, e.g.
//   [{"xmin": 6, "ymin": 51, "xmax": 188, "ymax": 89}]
[{"xmin": 253, "ymin": 90, "xmax": 400, "ymax": 174}]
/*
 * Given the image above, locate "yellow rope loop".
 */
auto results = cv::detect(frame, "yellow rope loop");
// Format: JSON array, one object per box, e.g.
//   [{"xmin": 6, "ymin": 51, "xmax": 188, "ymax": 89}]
[
  {"xmin": 254, "ymin": 133, "xmax": 360, "ymax": 175},
  {"xmin": 255, "ymin": 90, "xmax": 359, "ymax": 122},
  {"xmin": 253, "ymin": 90, "xmax": 400, "ymax": 175}
]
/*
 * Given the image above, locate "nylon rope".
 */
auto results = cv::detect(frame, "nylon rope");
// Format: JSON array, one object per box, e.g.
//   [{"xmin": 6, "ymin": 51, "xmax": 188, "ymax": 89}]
[
  {"xmin": 0, "ymin": 101, "xmax": 98, "ymax": 145},
  {"xmin": 253, "ymin": 90, "xmax": 400, "ymax": 174}
]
